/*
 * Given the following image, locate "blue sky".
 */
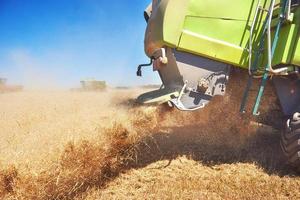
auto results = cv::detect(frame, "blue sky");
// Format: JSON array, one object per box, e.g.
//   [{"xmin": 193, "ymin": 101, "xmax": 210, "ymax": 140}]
[{"xmin": 0, "ymin": 0, "xmax": 160, "ymax": 88}]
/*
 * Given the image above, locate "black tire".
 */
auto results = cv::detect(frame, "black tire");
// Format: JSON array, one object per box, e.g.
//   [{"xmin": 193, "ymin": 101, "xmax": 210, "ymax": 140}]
[{"xmin": 281, "ymin": 113, "xmax": 300, "ymax": 172}]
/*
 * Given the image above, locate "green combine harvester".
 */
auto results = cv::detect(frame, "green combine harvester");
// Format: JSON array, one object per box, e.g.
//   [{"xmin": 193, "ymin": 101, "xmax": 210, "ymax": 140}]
[
  {"xmin": 136, "ymin": 0, "xmax": 300, "ymax": 171},
  {"xmin": 80, "ymin": 79, "xmax": 106, "ymax": 91}
]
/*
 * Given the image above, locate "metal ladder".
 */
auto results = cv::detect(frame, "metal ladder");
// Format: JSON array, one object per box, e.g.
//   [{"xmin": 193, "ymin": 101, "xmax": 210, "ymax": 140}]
[{"xmin": 240, "ymin": 0, "xmax": 289, "ymax": 115}]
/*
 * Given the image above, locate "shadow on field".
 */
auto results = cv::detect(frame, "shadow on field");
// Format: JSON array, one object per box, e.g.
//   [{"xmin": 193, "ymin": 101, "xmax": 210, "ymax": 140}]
[{"xmin": 132, "ymin": 125, "xmax": 298, "ymax": 177}]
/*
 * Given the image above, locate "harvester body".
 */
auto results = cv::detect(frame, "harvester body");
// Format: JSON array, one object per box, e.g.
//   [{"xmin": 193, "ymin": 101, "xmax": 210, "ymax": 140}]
[
  {"xmin": 138, "ymin": 0, "xmax": 300, "ymax": 115},
  {"xmin": 0, "ymin": 78, "xmax": 7, "ymax": 86},
  {"xmin": 144, "ymin": 0, "xmax": 300, "ymax": 68},
  {"xmin": 137, "ymin": 0, "xmax": 300, "ymax": 170}
]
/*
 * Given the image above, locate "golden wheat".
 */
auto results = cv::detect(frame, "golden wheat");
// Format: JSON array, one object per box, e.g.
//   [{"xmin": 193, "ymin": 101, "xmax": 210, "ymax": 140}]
[{"xmin": 0, "ymin": 83, "xmax": 299, "ymax": 199}]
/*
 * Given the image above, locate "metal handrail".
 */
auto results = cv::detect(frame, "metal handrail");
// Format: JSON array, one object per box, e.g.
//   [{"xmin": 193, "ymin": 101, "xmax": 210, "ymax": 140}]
[
  {"xmin": 266, "ymin": 0, "xmax": 276, "ymax": 72},
  {"xmin": 267, "ymin": 0, "xmax": 289, "ymax": 75},
  {"xmin": 286, "ymin": 0, "xmax": 291, "ymax": 19},
  {"xmin": 248, "ymin": 0, "xmax": 262, "ymax": 76},
  {"xmin": 252, "ymin": 0, "xmax": 289, "ymax": 115}
]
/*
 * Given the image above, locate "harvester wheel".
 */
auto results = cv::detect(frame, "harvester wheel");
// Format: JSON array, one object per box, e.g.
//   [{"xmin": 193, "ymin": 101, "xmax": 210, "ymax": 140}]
[{"xmin": 281, "ymin": 113, "xmax": 300, "ymax": 172}]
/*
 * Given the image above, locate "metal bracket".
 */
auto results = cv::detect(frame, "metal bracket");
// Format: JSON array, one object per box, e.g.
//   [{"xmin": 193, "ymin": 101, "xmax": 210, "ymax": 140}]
[{"xmin": 137, "ymin": 59, "xmax": 153, "ymax": 77}]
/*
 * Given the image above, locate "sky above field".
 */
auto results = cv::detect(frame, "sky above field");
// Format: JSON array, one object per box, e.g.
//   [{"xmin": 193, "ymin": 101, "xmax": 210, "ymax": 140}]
[{"xmin": 0, "ymin": 0, "xmax": 160, "ymax": 88}]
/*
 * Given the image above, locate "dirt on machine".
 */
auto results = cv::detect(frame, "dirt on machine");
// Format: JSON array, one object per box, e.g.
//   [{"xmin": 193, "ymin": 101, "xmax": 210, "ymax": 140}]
[
  {"xmin": 136, "ymin": 0, "xmax": 300, "ymax": 172},
  {"xmin": 0, "ymin": 78, "xmax": 23, "ymax": 93}
]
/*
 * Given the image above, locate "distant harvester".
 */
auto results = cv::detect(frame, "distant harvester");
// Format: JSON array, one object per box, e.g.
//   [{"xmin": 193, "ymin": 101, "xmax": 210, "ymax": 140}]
[
  {"xmin": 0, "ymin": 78, "xmax": 23, "ymax": 93},
  {"xmin": 0, "ymin": 78, "xmax": 7, "ymax": 85},
  {"xmin": 80, "ymin": 79, "xmax": 106, "ymax": 91}
]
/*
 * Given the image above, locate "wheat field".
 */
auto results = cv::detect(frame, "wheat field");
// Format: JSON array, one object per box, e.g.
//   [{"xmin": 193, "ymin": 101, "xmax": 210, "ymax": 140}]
[{"xmin": 0, "ymin": 84, "xmax": 300, "ymax": 199}]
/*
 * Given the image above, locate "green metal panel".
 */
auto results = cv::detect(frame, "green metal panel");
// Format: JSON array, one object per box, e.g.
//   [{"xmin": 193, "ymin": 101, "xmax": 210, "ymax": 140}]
[
  {"xmin": 177, "ymin": 0, "xmax": 275, "ymax": 69},
  {"xmin": 293, "ymin": 39, "xmax": 300, "ymax": 65},
  {"xmin": 291, "ymin": 8, "xmax": 300, "ymax": 66},
  {"xmin": 163, "ymin": 0, "xmax": 190, "ymax": 46},
  {"xmin": 178, "ymin": 28, "xmax": 246, "ymax": 66},
  {"xmin": 273, "ymin": 24, "xmax": 298, "ymax": 65},
  {"xmin": 185, "ymin": 0, "xmax": 274, "ymax": 47}
]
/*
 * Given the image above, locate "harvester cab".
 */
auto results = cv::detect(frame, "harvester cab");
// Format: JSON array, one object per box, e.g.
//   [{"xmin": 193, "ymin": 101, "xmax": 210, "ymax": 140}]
[{"xmin": 136, "ymin": 0, "xmax": 300, "ymax": 171}]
